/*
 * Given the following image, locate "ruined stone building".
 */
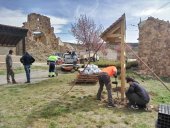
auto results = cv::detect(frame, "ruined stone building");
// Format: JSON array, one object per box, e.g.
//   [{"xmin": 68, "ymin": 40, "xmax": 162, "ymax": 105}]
[
  {"xmin": 138, "ymin": 17, "xmax": 170, "ymax": 77},
  {"xmin": 22, "ymin": 13, "xmax": 66, "ymax": 61}
]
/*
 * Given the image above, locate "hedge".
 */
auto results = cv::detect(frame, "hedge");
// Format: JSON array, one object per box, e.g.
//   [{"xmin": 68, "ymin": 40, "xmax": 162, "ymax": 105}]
[{"xmin": 92, "ymin": 59, "xmax": 138, "ymax": 70}]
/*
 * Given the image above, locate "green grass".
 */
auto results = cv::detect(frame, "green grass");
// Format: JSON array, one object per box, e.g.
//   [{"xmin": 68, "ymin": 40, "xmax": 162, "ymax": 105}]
[
  {"xmin": 0, "ymin": 70, "xmax": 4, "ymax": 75},
  {"xmin": 0, "ymin": 70, "xmax": 170, "ymax": 128}
]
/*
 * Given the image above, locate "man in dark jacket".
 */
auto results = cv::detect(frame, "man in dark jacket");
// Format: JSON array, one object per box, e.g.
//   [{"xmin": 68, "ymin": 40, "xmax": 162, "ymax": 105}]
[
  {"xmin": 20, "ymin": 52, "xmax": 35, "ymax": 83},
  {"xmin": 125, "ymin": 77, "xmax": 150, "ymax": 109},
  {"xmin": 6, "ymin": 50, "xmax": 17, "ymax": 84}
]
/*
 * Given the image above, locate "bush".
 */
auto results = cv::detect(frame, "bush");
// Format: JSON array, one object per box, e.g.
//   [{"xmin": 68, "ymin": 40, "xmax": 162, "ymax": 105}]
[
  {"xmin": 126, "ymin": 61, "xmax": 138, "ymax": 69},
  {"xmin": 92, "ymin": 59, "xmax": 138, "ymax": 70}
]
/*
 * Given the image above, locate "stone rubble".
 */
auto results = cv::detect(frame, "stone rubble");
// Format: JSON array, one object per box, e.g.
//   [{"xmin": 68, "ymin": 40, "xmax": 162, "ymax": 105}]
[{"xmin": 22, "ymin": 13, "xmax": 67, "ymax": 61}]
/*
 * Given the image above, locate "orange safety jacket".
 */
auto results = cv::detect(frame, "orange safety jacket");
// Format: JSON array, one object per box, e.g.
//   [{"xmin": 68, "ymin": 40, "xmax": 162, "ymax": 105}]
[{"xmin": 102, "ymin": 66, "xmax": 117, "ymax": 77}]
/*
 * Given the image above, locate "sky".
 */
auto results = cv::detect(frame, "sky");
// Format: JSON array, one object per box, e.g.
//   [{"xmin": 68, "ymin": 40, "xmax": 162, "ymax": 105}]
[{"xmin": 0, "ymin": 0, "xmax": 170, "ymax": 43}]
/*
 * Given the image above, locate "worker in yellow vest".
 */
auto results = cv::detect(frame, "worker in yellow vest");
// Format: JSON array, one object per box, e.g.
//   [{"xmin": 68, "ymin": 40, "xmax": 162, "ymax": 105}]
[{"xmin": 47, "ymin": 54, "xmax": 58, "ymax": 77}]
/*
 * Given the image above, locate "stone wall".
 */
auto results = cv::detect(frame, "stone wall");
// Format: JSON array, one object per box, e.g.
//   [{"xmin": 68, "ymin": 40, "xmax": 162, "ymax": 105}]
[
  {"xmin": 138, "ymin": 17, "xmax": 170, "ymax": 77},
  {"xmin": 22, "ymin": 13, "xmax": 66, "ymax": 61}
]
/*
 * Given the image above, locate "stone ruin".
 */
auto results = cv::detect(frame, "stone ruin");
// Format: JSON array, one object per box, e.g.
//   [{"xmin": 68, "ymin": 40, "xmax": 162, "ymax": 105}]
[
  {"xmin": 138, "ymin": 17, "xmax": 170, "ymax": 77},
  {"xmin": 23, "ymin": 13, "xmax": 67, "ymax": 61}
]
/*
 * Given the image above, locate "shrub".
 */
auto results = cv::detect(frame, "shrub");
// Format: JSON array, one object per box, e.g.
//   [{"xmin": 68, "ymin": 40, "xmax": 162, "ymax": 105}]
[{"xmin": 92, "ymin": 59, "xmax": 138, "ymax": 70}]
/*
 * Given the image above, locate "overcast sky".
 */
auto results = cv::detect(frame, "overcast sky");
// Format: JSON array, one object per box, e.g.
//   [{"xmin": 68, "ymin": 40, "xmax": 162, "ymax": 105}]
[{"xmin": 0, "ymin": 0, "xmax": 170, "ymax": 43}]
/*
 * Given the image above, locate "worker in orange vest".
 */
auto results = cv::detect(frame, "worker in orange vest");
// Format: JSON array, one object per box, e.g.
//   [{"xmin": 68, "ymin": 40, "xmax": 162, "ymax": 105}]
[{"xmin": 97, "ymin": 66, "xmax": 117, "ymax": 107}]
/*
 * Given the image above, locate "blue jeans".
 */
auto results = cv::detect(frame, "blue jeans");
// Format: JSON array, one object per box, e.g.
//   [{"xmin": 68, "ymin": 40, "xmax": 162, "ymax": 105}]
[{"xmin": 24, "ymin": 65, "xmax": 30, "ymax": 82}]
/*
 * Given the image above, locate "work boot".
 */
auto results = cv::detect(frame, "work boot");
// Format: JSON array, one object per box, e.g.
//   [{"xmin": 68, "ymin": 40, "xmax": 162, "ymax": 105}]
[
  {"xmin": 130, "ymin": 105, "xmax": 139, "ymax": 110},
  {"xmin": 107, "ymin": 104, "xmax": 116, "ymax": 108},
  {"xmin": 51, "ymin": 72, "xmax": 56, "ymax": 77},
  {"xmin": 138, "ymin": 105, "xmax": 146, "ymax": 109},
  {"xmin": 48, "ymin": 72, "xmax": 52, "ymax": 77},
  {"xmin": 12, "ymin": 81, "xmax": 17, "ymax": 84},
  {"xmin": 25, "ymin": 81, "xmax": 30, "ymax": 83}
]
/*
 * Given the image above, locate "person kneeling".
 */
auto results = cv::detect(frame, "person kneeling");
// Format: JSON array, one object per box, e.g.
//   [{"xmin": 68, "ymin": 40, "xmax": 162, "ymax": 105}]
[{"xmin": 125, "ymin": 77, "xmax": 150, "ymax": 110}]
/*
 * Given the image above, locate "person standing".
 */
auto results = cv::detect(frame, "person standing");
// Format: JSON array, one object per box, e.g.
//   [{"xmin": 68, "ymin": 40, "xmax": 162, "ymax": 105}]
[
  {"xmin": 20, "ymin": 52, "xmax": 35, "ymax": 83},
  {"xmin": 125, "ymin": 77, "xmax": 150, "ymax": 109},
  {"xmin": 6, "ymin": 50, "xmax": 17, "ymax": 84},
  {"xmin": 47, "ymin": 54, "xmax": 58, "ymax": 77},
  {"xmin": 71, "ymin": 51, "xmax": 78, "ymax": 69},
  {"xmin": 97, "ymin": 66, "xmax": 117, "ymax": 107}
]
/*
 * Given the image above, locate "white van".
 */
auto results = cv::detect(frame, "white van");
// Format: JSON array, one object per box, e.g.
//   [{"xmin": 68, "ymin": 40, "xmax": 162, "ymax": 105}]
[{"xmin": 63, "ymin": 53, "xmax": 78, "ymax": 64}]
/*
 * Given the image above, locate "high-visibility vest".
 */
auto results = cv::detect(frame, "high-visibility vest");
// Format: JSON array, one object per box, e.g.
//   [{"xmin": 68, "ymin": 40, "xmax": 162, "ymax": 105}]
[
  {"xmin": 47, "ymin": 55, "xmax": 58, "ymax": 62},
  {"xmin": 102, "ymin": 66, "xmax": 117, "ymax": 77}
]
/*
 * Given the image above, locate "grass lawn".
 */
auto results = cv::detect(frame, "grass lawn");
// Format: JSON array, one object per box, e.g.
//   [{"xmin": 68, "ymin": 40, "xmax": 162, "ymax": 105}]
[{"xmin": 0, "ymin": 70, "xmax": 170, "ymax": 128}]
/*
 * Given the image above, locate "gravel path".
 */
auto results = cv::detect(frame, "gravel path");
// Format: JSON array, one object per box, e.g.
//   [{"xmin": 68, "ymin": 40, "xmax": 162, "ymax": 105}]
[{"xmin": 0, "ymin": 70, "xmax": 49, "ymax": 85}]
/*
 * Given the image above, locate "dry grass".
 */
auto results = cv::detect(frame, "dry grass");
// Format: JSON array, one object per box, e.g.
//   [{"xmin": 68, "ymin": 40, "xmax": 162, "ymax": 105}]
[{"xmin": 0, "ymin": 71, "xmax": 170, "ymax": 128}]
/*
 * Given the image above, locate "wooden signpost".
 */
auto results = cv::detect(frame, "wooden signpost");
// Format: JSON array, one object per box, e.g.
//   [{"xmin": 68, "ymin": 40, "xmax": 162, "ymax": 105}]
[{"xmin": 100, "ymin": 14, "xmax": 126, "ymax": 100}]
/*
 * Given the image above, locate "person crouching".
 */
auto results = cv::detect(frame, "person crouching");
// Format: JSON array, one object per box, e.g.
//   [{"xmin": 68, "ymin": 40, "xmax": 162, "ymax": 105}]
[{"xmin": 125, "ymin": 77, "xmax": 150, "ymax": 110}]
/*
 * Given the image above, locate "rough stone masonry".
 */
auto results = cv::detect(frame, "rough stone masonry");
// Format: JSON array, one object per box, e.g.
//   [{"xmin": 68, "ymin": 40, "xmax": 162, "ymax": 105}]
[
  {"xmin": 22, "ymin": 13, "xmax": 66, "ymax": 61},
  {"xmin": 138, "ymin": 17, "xmax": 170, "ymax": 77}
]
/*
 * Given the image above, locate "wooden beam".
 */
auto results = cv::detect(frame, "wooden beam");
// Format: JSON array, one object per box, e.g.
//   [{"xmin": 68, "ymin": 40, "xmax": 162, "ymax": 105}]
[
  {"xmin": 109, "ymin": 25, "xmax": 121, "ymax": 34},
  {"xmin": 107, "ymin": 34, "xmax": 121, "ymax": 38},
  {"xmin": 120, "ymin": 14, "xmax": 126, "ymax": 101},
  {"xmin": 100, "ymin": 14, "xmax": 126, "ymax": 100},
  {"xmin": 102, "ymin": 36, "xmax": 107, "ymax": 42},
  {"xmin": 104, "ymin": 37, "xmax": 121, "ymax": 43}
]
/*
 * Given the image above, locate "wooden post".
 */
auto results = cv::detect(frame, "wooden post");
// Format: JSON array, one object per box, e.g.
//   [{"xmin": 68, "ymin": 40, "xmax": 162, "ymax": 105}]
[
  {"xmin": 100, "ymin": 13, "xmax": 127, "ymax": 100},
  {"xmin": 120, "ymin": 14, "xmax": 126, "ymax": 100}
]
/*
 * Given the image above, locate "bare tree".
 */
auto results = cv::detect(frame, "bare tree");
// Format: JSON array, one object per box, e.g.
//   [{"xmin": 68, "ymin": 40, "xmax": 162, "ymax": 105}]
[{"xmin": 71, "ymin": 15, "xmax": 104, "ymax": 61}]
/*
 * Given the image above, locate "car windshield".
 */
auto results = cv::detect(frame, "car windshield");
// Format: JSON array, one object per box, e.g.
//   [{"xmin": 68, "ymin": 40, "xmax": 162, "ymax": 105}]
[{"xmin": 64, "ymin": 54, "xmax": 72, "ymax": 58}]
